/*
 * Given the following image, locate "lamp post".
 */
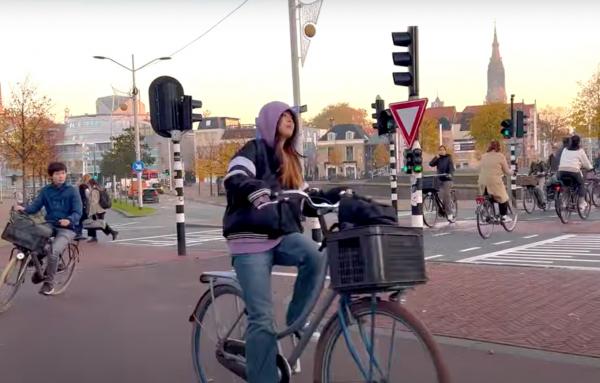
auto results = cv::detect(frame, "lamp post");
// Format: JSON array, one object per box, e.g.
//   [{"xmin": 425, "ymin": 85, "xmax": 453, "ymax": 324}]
[{"xmin": 93, "ymin": 54, "xmax": 171, "ymax": 208}]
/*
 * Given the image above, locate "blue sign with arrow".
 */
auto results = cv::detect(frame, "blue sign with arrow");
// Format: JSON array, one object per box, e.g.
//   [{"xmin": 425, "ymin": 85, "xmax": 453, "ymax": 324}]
[{"xmin": 131, "ymin": 160, "xmax": 145, "ymax": 172}]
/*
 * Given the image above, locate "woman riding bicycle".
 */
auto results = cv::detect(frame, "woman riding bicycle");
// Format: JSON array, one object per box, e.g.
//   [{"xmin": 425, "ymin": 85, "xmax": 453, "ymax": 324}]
[
  {"xmin": 429, "ymin": 144, "xmax": 455, "ymax": 221},
  {"xmin": 222, "ymin": 101, "xmax": 322, "ymax": 383},
  {"xmin": 478, "ymin": 140, "xmax": 512, "ymax": 222},
  {"xmin": 558, "ymin": 134, "xmax": 593, "ymax": 210}
]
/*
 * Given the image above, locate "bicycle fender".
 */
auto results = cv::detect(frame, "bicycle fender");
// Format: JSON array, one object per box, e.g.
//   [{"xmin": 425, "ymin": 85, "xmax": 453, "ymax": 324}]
[{"xmin": 188, "ymin": 278, "xmax": 242, "ymax": 323}]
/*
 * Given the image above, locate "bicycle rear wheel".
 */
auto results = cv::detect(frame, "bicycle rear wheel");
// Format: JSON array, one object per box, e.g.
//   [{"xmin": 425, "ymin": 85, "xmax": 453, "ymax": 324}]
[
  {"xmin": 423, "ymin": 194, "xmax": 438, "ymax": 228},
  {"xmin": 191, "ymin": 284, "xmax": 247, "ymax": 383},
  {"xmin": 0, "ymin": 249, "xmax": 28, "ymax": 313},
  {"xmin": 52, "ymin": 243, "xmax": 79, "ymax": 295},
  {"xmin": 556, "ymin": 190, "xmax": 571, "ymax": 224},
  {"xmin": 314, "ymin": 299, "xmax": 450, "ymax": 383},
  {"xmin": 476, "ymin": 200, "xmax": 494, "ymax": 239},
  {"xmin": 522, "ymin": 188, "xmax": 535, "ymax": 214}
]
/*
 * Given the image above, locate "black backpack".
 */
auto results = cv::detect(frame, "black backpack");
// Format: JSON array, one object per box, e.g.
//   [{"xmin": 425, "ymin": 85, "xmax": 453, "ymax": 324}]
[{"xmin": 98, "ymin": 187, "xmax": 112, "ymax": 209}]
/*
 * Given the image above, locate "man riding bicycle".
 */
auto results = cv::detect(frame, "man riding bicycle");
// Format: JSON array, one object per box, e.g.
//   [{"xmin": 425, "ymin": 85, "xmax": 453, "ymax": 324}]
[
  {"xmin": 429, "ymin": 144, "xmax": 455, "ymax": 222},
  {"xmin": 14, "ymin": 162, "xmax": 82, "ymax": 295},
  {"xmin": 558, "ymin": 135, "xmax": 593, "ymax": 210}
]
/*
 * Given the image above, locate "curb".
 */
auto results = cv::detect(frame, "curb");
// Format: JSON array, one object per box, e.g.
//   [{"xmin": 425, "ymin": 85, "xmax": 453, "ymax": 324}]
[
  {"xmin": 112, "ymin": 208, "xmax": 157, "ymax": 219},
  {"xmin": 186, "ymin": 222, "xmax": 223, "ymax": 229}
]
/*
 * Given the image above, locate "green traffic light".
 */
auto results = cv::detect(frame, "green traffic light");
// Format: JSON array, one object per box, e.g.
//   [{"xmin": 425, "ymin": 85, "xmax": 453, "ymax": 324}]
[
  {"xmin": 402, "ymin": 165, "xmax": 409, "ymax": 172},
  {"xmin": 413, "ymin": 165, "xmax": 423, "ymax": 173}
]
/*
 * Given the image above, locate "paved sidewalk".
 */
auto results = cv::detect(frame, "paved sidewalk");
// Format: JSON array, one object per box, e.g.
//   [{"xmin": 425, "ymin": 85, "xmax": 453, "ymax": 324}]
[{"xmin": 405, "ymin": 262, "xmax": 600, "ymax": 357}]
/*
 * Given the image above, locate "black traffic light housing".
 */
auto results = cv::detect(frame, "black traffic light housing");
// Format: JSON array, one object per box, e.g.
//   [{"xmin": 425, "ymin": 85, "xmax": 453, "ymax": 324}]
[
  {"xmin": 376, "ymin": 109, "xmax": 397, "ymax": 136},
  {"xmin": 403, "ymin": 149, "xmax": 414, "ymax": 174},
  {"xmin": 500, "ymin": 119, "xmax": 513, "ymax": 139},
  {"xmin": 392, "ymin": 26, "xmax": 419, "ymax": 97},
  {"xmin": 516, "ymin": 110, "xmax": 528, "ymax": 138},
  {"xmin": 412, "ymin": 148, "xmax": 423, "ymax": 173},
  {"xmin": 149, "ymin": 76, "xmax": 202, "ymax": 138},
  {"xmin": 371, "ymin": 96, "xmax": 385, "ymax": 132}
]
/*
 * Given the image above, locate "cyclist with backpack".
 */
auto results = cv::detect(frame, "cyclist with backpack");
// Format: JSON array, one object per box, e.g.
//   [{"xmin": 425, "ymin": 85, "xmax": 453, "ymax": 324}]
[
  {"xmin": 86, "ymin": 178, "xmax": 118, "ymax": 242},
  {"xmin": 13, "ymin": 162, "xmax": 82, "ymax": 295}
]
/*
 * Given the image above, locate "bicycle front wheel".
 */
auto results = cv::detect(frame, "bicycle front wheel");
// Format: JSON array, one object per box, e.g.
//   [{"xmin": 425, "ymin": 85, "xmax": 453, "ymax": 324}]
[
  {"xmin": 191, "ymin": 284, "xmax": 247, "ymax": 383},
  {"xmin": 53, "ymin": 243, "xmax": 79, "ymax": 295},
  {"xmin": 0, "ymin": 250, "xmax": 28, "ymax": 313},
  {"xmin": 423, "ymin": 194, "xmax": 438, "ymax": 228},
  {"xmin": 447, "ymin": 190, "xmax": 458, "ymax": 222},
  {"xmin": 556, "ymin": 190, "xmax": 571, "ymax": 224},
  {"xmin": 578, "ymin": 189, "xmax": 592, "ymax": 220},
  {"xmin": 314, "ymin": 299, "xmax": 450, "ymax": 383},
  {"xmin": 501, "ymin": 204, "xmax": 518, "ymax": 232},
  {"xmin": 592, "ymin": 183, "xmax": 600, "ymax": 208}
]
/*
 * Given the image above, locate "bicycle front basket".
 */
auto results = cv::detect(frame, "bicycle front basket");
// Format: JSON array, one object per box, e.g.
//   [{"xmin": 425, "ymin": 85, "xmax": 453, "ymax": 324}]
[
  {"xmin": 327, "ymin": 225, "xmax": 426, "ymax": 293},
  {"xmin": 1, "ymin": 213, "xmax": 53, "ymax": 252}
]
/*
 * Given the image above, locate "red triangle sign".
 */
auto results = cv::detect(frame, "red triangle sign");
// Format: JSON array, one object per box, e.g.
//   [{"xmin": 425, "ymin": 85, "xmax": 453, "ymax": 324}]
[{"xmin": 389, "ymin": 98, "xmax": 428, "ymax": 148}]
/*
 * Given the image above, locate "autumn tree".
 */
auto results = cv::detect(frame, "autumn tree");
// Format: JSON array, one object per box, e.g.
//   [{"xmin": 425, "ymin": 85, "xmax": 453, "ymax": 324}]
[
  {"xmin": 310, "ymin": 103, "xmax": 372, "ymax": 134},
  {"xmin": 538, "ymin": 106, "xmax": 570, "ymax": 148},
  {"xmin": 373, "ymin": 143, "xmax": 390, "ymax": 169},
  {"xmin": 570, "ymin": 69, "xmax": 600, "ymax": 143},
  {"xmin": 0, "ymin": 80, "xmax": 55, "ymax": 197},
  {"xmin": 419, "ymin": 117, "xmax": 441, "ymax": 154},
  {"xmin": 469, "ymin": 103, "xmax": 510, "ymax": 154},
  {"xmin": 100, "ymin": 127, "xmax": 155, "ymax": 179}
]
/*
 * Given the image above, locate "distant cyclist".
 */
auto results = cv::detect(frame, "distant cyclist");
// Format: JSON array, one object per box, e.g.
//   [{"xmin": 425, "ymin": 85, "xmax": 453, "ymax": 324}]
[
  {"xmin": 14, "ymin": 162, "xmax": 82, "ymax": 295},
  {"xmin": 478, "ymin": 140, "xmax": 512, "ymax": 222},
  {"xmin": 558, "ymin": 134, "xmax": 593, "ymax": 210},
  {"xmin": 429, "ymin": 144, "xmax": 455, "ymax": 221}
]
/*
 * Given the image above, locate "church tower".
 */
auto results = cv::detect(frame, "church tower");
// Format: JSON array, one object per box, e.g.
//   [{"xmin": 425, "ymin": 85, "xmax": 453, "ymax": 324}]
[{"xmin": 486, "ymin": 25, "xmax": 507, "ymax": 104}]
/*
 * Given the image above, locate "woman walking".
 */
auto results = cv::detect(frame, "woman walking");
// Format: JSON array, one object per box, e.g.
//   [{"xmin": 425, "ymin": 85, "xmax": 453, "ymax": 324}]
[{"xmin": 87, "ymin": 178, "xmax": 118, "ymax": 242}]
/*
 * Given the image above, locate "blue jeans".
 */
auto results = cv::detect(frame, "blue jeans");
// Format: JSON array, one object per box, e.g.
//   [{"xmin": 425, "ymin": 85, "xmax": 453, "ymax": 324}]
[{"xmin": 232, "ymin": 233, "xmax": 324, "ymax": 383}]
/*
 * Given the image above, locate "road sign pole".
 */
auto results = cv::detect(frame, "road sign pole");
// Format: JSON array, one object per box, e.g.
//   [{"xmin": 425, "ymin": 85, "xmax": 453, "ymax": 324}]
[
  {"xmin": 510, "ymin": 94, "xmax": 517, "ymax": 208},
  {"xmin": 410, "ymin": 140, "xmax": 423, "ymax": 228},
  {"xmin": 172, "ymin": 130, "xmax": 186, "ymax": 256}
]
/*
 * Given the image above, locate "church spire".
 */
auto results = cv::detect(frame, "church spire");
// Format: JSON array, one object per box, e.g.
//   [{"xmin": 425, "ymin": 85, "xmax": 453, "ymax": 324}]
[{"xmin": 486, "ymin": 23, "xmax": 507, "ymax": 104}]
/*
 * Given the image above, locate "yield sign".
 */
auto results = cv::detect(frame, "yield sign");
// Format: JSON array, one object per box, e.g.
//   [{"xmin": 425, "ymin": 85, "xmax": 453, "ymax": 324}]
[{"xmin": 389, "ymin": 98, "xmax": 428, "ymax": 148}]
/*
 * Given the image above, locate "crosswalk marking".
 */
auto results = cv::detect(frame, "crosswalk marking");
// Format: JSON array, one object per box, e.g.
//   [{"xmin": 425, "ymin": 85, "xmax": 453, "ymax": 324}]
[
  {"xmin": 113, "ymin": 229, "xmax": 224, "ymax": 247},
  {"xmin": 458, "ymin": 234, "xmax": 600, "ymax": 271}
]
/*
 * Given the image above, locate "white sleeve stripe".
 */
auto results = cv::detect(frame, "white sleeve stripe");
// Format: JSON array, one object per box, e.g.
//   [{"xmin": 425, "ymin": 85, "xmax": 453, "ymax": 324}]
[
  {"xmin": 248, "ymin": 188, "xmax": 271, "ymax": 202},
  {"xmin": 223, "ymin": 169, "xmax": 250, "ymax": 182},
  {"xmin": 227, "ymin": 156, "xmax": 256, "ymax": 175}
]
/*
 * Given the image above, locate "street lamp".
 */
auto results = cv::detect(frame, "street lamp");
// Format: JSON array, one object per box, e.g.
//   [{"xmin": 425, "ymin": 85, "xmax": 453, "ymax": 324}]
[{"xmin": 93, "ymin": 54, "xmax": 171, "ymax": 208}]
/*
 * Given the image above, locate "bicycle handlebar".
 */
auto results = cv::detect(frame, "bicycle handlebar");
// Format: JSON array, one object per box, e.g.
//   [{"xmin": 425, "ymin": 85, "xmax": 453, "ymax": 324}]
[{"xmin": 279, "ymin": 190, "xmax": 341, "ymax": 210}]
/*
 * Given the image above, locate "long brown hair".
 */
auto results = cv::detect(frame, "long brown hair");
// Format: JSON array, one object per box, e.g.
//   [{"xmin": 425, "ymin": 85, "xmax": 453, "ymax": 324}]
[
  {"xmin": 276, "ymin": 115, "xmax": 303, "ymax": 189},
  {"xmin": 487, "ymin": 140, "xmax": 501, "ymax": 152}
]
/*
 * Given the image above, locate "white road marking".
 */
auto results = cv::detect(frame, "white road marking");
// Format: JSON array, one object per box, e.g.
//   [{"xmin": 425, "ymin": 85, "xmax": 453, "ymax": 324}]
[
  {"xmin": 113, "ymin": 229, "xmax": 222, "ymax": 243},
  {"xmin": 458, "ymin": 235, "xmax": 574, "ymax": 263},
  {"xmin": 460, "ymin": 247, "xmax": 481, "ymax": 252},
  {"xmin": 432, "ymin": 233, "xmax": 451, "ymax": 237},
  {"xmin": 493, "ymin": 241, "xmax": 511, "ymax": 245},
  {"xmin": 523, "ymin": 234, "xmax": 539, "ymax": 239},
  {"xmin": 425, "ymin": 255, "xmax": 444, "ymax": 260}
]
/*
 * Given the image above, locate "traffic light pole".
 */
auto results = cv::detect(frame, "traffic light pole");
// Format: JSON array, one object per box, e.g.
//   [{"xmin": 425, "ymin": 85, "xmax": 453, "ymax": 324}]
[
  {"xmin": 410, "ymin": 140, "xmax": 423, "ymax": 228},
  {"xmin": 389, "ymin": 133, "xmax": 398, "ymax": 213},
  {"xmin": 172, "ymin": 130, "xmax": 186, "ymax": 256},
  {"xmin": 510, "ymin": 94, "xmax": 517, "ymax": 208}
]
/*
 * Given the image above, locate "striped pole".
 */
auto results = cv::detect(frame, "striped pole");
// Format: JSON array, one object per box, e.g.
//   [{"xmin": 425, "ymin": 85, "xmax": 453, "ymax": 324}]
[
  {"xmin": 389, "ymin": 132, "xmax": 398, "ymax": 213},
  {"xmin": 172, "ymin": 130, "xmax": 186, "ymax": 256},
  {"xmin": 411, "ymin": 141, "xmax": 423, "ymax": 228},
  {"xmin": 510, "ymin": 142, "xmax": 517, "ymax": 208}
]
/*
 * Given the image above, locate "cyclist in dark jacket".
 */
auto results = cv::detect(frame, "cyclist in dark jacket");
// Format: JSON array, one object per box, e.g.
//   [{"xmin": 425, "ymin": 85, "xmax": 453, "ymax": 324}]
[
  {"xmin": 429, "ymin": 145, "xmax": 455, "ymax": 221},
  {"xmin": 222, "ymin": 101, "xmax": 322, "ymax": 383},
  {"xmin": 14, "ymin": 162, "xmax": 82, "ymax": 295}
]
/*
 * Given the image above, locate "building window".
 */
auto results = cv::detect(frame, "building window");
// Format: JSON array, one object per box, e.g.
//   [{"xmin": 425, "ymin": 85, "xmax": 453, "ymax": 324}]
[
  {"xmin": 345, "ymin": 131, "xmax": 354, "ymax": 140},
  {"xmin": 346, "ymin": 146, "xmax": 354, "ymax": 161},
  {"xmin": 328, "ymin": 147, "xmax": 333, "ymax": 158},
  {"xmin": 328, "ymin": 132, "xmax": 336, "ymax": 141}
]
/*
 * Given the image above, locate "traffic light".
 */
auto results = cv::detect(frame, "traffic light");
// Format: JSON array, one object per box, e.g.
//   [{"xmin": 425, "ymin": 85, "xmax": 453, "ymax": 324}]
[
  {"xmin": 516, "ymin": 110, "xmax": 528, "ymax": 138},
  {"xmin": 376, "ymin": 109, "xmax": 397, "ymax": 136},
  {"xmin": 412, "ymin": 148, "xmax": 423, "ymax": 173},
  {"xmin": 500, "ymin": 119, "xmax": 513, "ymax": 139},
  {"xmin": 181, "ymin": 95, "xmax": 203, "ymax": 131},
  {"xmin": 371, "ymin": 95, "xmax": 385, "ymax": 132},
  {"xmin": 164, "ymin": 169, "xmax": 170, "ymax": 176},
  {"xmin": 392, "ymin": 26, "xmax": 419, "ymax": 97},
  {"xmin": 149, "ymin": 76, "xmax": 185, "ymax": 138},
  {"xmin": 402, "ymin": 149, "xmax": 414, "ymax": 174}
]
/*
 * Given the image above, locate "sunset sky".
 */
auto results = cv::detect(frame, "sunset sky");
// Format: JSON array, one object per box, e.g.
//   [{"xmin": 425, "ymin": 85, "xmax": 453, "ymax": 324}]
[{"xmin": 1, "ymin": 0, "xmax": 599, "ymax": 123}]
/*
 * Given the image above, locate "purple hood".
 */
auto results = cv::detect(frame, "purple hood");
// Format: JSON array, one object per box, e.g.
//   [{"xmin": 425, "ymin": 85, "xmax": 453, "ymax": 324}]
[{"xmin": 255, "ymin": 101, "xmax": 298, "ymax": 148}]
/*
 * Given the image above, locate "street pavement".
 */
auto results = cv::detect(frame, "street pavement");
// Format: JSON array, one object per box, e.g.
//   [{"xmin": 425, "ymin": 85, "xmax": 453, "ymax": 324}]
[{"xmin": 2, "ymin": 196, "xmax": 600, "ymax": 382}]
